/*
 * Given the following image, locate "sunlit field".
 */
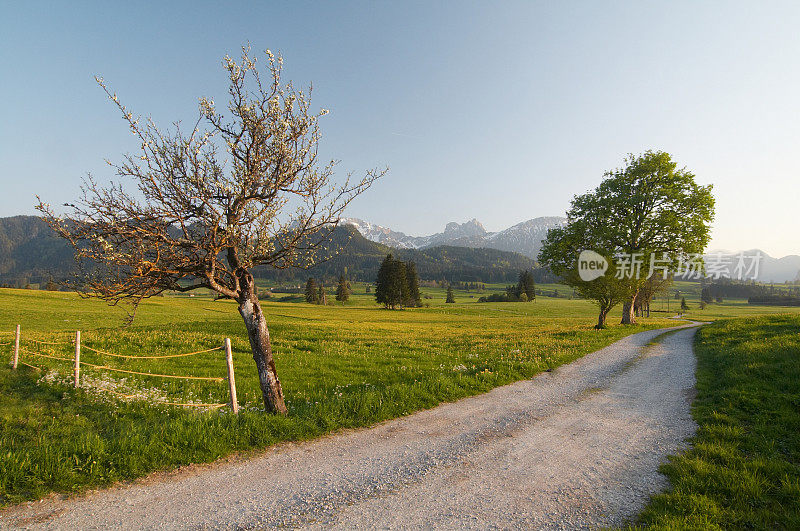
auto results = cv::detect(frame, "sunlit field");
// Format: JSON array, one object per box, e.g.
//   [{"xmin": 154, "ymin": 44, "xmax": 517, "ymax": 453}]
[{"xmin": 0, "ymin": 286, "xmax": 675, "ymax": 506}]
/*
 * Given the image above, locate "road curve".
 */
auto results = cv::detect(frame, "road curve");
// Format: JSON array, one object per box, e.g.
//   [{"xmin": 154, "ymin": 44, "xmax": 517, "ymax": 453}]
[{"xmin": 2, "ymin": 323, "xmax": 701, "ymax": 530}]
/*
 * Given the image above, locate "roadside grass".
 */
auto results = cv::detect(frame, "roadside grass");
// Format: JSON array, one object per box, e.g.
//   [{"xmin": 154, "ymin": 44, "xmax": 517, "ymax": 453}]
[
  {"xmin": 678, "ymin": 299, "xmax": 800, "ymax": 321},
  {"xmin": 0, "ymin": 288, "xmax": 675, "ymax": 507},
  {"xmin": 635, "ymin": 315, "xmax": 800, "ymax": 529}
]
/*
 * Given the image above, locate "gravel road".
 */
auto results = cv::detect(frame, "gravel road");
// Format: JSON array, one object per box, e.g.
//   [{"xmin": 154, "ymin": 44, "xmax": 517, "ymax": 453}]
[{"xmin": 1, "ymin": 323, "xmax": 701, "ymax": 530}]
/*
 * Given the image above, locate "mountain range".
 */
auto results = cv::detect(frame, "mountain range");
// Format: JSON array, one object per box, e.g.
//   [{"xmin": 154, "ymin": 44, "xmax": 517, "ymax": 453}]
[
  {"xmin": 343, "ymin": 217, "xmax": 800, "ymax": 283},
  {"xmin": 0, "ymin": 214, "xmax": 798, "ymax": 286},
  {"xmin": 342, "ymin": 216, "xmax": 567, "ymax": 259},
  {"xmin": 0, "ymin": 216, "xmax": 550, "ymax": 287}
]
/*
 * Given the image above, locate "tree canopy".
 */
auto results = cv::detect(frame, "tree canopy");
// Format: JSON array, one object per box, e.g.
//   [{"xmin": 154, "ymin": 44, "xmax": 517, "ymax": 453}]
[
  {"xmin": 540, "ymin": 151, "xmax": 714, "ymax": 326},
  {"xmin": 374, "ymin": 254, "xmax": 420, "ymax": 309},
  {"xmin": 335, "ymin": 274, "xmax": 351, "ymax": 303}
]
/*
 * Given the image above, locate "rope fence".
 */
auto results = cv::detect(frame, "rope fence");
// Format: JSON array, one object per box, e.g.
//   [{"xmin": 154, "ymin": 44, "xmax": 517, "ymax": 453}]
[
  {"xmin": 18, "ymin": 360, "xmax": 42, "ymax": 371},
  {"xmin": 18, "ymin": 348, "xmax": 74, "ymax": 363},
  {"xmin": 81, "ymin": 344, "xmax": 222, "ymax": 360},
  {"xmin": 6, "ymin": 325, "xmax": 239, "ymax": 414},
  {"xmin": 26, "ymin": 337, "xmax": 72, "ymax": 346},
  {"xmin": 77, "ymin": 360, "xmax": 224, "ymax": 382}
]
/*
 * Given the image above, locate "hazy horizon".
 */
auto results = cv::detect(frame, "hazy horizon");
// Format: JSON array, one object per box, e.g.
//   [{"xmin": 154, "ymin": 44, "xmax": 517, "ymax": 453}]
[{"xmin": 2, "ymin": 1, "xmax": 799, "ymax": 257}]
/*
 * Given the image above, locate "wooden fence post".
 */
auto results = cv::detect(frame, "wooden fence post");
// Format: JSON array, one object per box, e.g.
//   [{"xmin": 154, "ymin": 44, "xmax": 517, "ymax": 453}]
[
  {"xmin": 74, "ymin": 330, "xmax": 81, "ymax": 388},
  {"xmin": 224, "ymin": 338, "xmax": 239, "ymax": 414},
  {"xmin": 12, "ymin": 324, "xmax": 20, "ymax": 369}
]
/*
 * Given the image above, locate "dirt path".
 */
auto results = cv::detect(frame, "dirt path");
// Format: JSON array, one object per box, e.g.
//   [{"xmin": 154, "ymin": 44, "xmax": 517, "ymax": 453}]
[{"xmin": 2, "ymin": 323, "xmax": 701, "ymax": 530}]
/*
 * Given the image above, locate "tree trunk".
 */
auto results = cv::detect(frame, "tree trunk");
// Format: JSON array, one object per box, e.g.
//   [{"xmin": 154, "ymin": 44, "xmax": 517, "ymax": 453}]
[
  {"xmin": 621, "ymin": 294, "xmax": 637, "ymax": 325},
  {"xmin": 236, "ymin": 270, "xmax": 288, "ymax": 415},
  {"xmin": 595, "ymin": 307, "xmax": 610, "ymax": 329}
]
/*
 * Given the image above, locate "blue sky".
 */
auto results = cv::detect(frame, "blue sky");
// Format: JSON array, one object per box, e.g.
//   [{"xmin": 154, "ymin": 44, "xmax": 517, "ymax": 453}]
[{"xmin": 2, "ymin": 1, "xmax": 799, "ymax": 256}]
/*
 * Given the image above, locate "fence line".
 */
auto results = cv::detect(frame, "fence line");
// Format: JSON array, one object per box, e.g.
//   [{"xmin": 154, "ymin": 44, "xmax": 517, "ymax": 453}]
[
  {"xmin": 77, "ymin": 360, "xmax": 225, "ymax": 382},
  {"xmin": 8, "ymin": 325, "xmax": 238, "ymax": 413},
  {"xmin": 19, "ymin": 348, "xmax": 74, "ymax": 363},
  {"xmin": 81, "ymin": 344, "xmax": 223, "ymax": 360},
  {"xmin": 25, "ymin": 337, "xmax": 72, "ymax": 346}
]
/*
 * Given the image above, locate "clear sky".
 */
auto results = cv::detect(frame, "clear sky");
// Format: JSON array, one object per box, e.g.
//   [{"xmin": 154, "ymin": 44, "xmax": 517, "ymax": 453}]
[{"xmin": 2, "ymin": 1, "xmax": 799, "ymax": 256}]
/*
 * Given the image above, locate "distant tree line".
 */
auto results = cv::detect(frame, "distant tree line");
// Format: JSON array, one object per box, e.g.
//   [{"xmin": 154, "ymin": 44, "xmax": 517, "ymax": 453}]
[
  {"xmin": 374, "ymin": 254, "xmax": 422, "ymax": 309},
  {"xmin": 443, "ymin": 281, "xmax": 485, "ymax": 291},
  {"xmin": 478, "ymin": 270, "xmax": 536, "ymax": 302},
  {"xmin": 304, "ymin": 275, "xmax": 353, "ymax": 304},
  {"xmin": 747, "ymin": 295, "xmax": 800, "ymax": 306},
  {"xmin": 702, "ymin": 279, "xmax": 800, "ymax": 300}
]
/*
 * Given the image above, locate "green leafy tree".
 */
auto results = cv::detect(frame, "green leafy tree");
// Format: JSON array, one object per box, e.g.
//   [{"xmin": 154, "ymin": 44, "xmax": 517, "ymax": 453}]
[
  {"xmin": 681, "ymin": 296, "xmax": 690, "ymax": 311},
  {"xmin": 390, "ymin": 259, "xmax": 409, "ymax": 309},
  {"xmin": 505, "ymin": 284, "xmax": 519, "ymax": 301},
  {"xmin": 318, "ymin": 284, "xmax": 327, "ymax": 305},
  {"xmin": 701, "ymin": 286, "xmax": 714, "ymax": 304},
  {"xmin": 405, "ymin": 261, "xmax": 422, "ymax": 308},
  {"xmin": 540, "ymin": 150, "xmax": 714, "ymax": 326},
  {"xmin": 517, "ymin": 270, "xmax": 536, "ymax": 301},
  {"xmin": 375, "ymin": 254, "xmax": 407, "ymax": 309},
  {"xmin": 636, "ymin": 274, "xmax": 672, "ymax": 317},
  {"xmin": 539, "ymin": 221, "xmax": 637, "ymax": 329},
  {"xmin": 375, "ymin": 254, "xmax": 393, "ymax": 308},
  {"xmin": 305, "ymin": 278, "xmax": 319, "ymax": 304},
  {"xmin": 445, "ymin": 284, "xmax": 455, "ymax": 303},
  {"xmin": 335, "ymin": 274, "xmax": 351, "ymax": 303}
]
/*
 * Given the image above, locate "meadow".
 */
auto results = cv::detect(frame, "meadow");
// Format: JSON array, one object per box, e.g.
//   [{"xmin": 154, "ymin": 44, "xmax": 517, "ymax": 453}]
[
  {"xmin": 3, "ymin": 282, "xmax": 799, "ymax": 510},
  {"xmin": 636, "ymin": 314, "xmax": 800, "ymax": 528},
  {"xmin": 0, "ymin": 286, "xmax": 673, "ymax": 506}
]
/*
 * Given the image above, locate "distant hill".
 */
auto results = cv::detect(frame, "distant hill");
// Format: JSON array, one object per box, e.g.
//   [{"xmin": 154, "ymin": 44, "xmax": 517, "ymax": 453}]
[
  {"xmin": 2, "ymin": 215, "xmax": 796, "ymax": 286},
  {"xmin": 256, "ymin": 225, "xmax": 550, "ymax": 284},
  {"xmin": 0, "ymin": 216, "xmax": 550, "ymax": 287},
  {"xmin": 745, "ymin": 250, "xmax": 800, "ymax": 284},
  {"xmin": 0, "ymin": 216, "xmax": 75, "ymax": 287},
  {"xmin": 342, "ymin": 216, "xmax": 566, "ymax": 258}
]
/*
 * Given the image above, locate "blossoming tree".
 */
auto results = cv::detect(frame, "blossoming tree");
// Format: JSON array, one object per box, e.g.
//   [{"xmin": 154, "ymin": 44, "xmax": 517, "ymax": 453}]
[{"xmin": 37, "ymin": 47, "xmax": 386, "ymax": 414}]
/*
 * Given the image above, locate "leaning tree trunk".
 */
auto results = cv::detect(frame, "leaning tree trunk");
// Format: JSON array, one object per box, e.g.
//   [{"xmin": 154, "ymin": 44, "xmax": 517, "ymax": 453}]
[
  {"xmin": 621, "ymin": 294, "xmax": 637, "ymax": 325},
  {"xmin": 236, "ymin": 270, "xmax": 288, "ymax": 415}
]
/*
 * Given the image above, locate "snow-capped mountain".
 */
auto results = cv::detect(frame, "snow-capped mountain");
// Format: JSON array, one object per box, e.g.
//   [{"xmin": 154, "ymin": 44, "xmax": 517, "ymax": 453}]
[
  {"xmin": 341, "ymin": 216, "xmax": 567, "ymax": 258},
  {"xmin": 340, "ymin": 218, "xmax": 423, "ymax": 249},
  {"xmin": 342, "ymin": 217, "xmax": 800, "ymax": 281},
  {"xmin": 487, "ymin": 217, "xmax": 567, "ymax": 258}
]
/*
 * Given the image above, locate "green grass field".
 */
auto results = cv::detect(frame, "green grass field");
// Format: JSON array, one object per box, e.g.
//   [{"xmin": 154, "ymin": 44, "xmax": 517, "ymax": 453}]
[
  {"xmin": 636, "ymin": 314, "xmax": 800, "ymax": 528},
  {"xmin": 0, "ymin": 287, "xmax": 675, "ymax": 507},
  {"xmin": 3, "ymin": 284, "xmax": 800, "ymax": 514}
]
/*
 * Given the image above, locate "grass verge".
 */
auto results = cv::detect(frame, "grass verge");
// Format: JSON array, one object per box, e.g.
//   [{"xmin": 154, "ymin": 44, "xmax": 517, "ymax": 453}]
[{"xmin": 635, "ymin": 315, "xmax": 800, "ymax": 529}]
